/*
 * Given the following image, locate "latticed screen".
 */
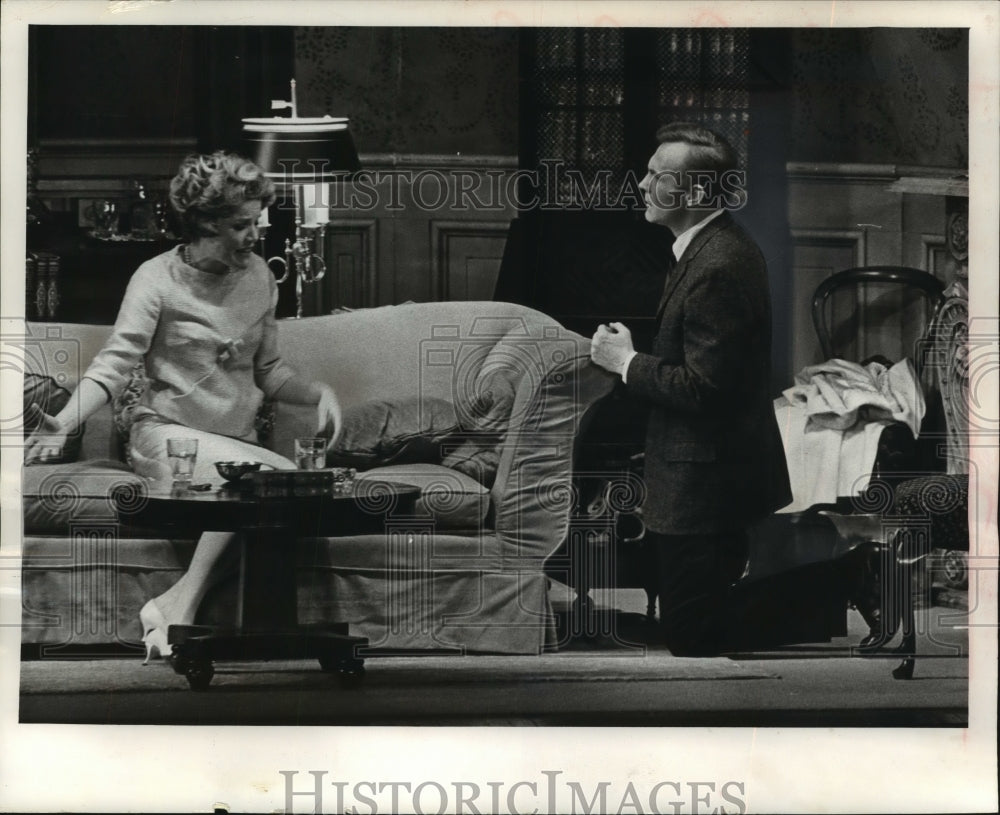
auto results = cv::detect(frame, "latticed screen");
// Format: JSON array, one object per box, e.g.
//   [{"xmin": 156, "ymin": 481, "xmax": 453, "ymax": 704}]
[
  {"xmin": 530, "ymin": 28, "xmax": 749, "ymax": 206},
  {"xmin": 536, "ymin": 28, "xmax": 626, "ymax": 198},
  {"xmin": 656, "ymin": 29, "xmax": 749, "ymax": 167}
]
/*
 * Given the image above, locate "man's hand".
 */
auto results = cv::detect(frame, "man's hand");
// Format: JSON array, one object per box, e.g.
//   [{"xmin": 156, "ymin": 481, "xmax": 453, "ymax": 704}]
[
  {"xmin": 23, "ymin": 403, "xmax": 69, "ymax": 465},
  {"xmin": 316, "ymin": 384, "xmax": 343, "ymax": 446},
  {"xmin": 590, "ymin": 322, "xmax": 634, "ymax": 376}
]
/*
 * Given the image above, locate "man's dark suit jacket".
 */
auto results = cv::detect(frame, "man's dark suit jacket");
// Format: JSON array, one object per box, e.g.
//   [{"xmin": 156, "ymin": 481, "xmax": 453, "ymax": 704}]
[{"xmin": 626, "ymin": 211, "xmax": 792, "ymax": 535}]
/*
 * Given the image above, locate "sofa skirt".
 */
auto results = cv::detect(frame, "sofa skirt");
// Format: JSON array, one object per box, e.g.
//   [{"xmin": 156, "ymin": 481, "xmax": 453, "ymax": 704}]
[
  {"xmin": 300, "ymin": 569, "xmax": 556, "ymax": 654},
  {"xmin": 20, "ymin": 536, "xmax": 557, "ymax": 655}
]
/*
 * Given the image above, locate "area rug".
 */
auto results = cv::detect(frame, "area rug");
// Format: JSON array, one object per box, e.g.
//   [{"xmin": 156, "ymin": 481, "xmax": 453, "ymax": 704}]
[{"xmin": 20, "ymin": 652, "xmax": 778, "ymax": 695}]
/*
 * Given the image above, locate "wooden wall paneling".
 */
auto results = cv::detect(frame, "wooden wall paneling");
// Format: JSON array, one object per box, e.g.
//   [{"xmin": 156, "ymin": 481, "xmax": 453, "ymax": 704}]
[
  {"xmin": 329, "ymin": 170, "xmax": 411, "ymax": 304},
  {"xmin": 902, "ymin": 192, "xmax": 948, "ymax": 276},
  {"xmin": 322, "ymin": 219, "xmax": 378, "ymax": 310},
  {"xmin": 392, "ymin": 204, "xmax": 434, "ymax": 305},
  {"xmin": 429, "ymin": 221, "xmax": 511, "ymax": 301},
  {"xmin": 387, "ymin": 170, "xmax": 429, "ymax": 304},
  {"xmin": 37, "ymin": 140, "xmax": 197, "ymax": 186},
  {"xmin": 921, "ymin": 235, "xmax": 949, "ymax": 276},
  {"xmin": 789, "ymin": 228, "xmax": 865, "ymax": 373},
  {"xmin": 858, "ymin": 206, "xmax": 904, "ymax": 268},
  {"xmin": 785, "ymin": 163, "xmax": 959, "ymax": 376},
  {"xmin": 329, "ymin": 158, "xmax": 518, "ymax": 307},
  {"xmin": 858, "ymin": 280, "xmax": 918, "ymax": 364},
  {"xmin": 789, "ymin": 182, "xmax": 900, "ymax": 263}
]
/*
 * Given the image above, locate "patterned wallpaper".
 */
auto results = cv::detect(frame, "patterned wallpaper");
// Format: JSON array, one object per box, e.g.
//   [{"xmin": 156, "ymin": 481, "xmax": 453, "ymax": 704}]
[
  {"xmin": 293, "ymin": 27, "xmax": 518, "ymax": 155},
  {"xmin": 789, "ymin": 28, "xmax": 968, "ymax": 168},
  {"xmin": 293, "ymin": 27, "xmax": 965, "ymax": 168}
]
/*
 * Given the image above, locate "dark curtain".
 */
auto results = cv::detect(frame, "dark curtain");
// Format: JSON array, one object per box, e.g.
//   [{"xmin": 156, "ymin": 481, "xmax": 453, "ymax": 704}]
[
  {"xmin": 747, "ymin": 30, "xmax": 793, "ymax": 391},
  {"xmin": 196, "ymin": 27, "xmax": 296, "ymax": 153},
  {"xmin": 29, "ymin": 25, "xmax": 294, "ymax": 151}
]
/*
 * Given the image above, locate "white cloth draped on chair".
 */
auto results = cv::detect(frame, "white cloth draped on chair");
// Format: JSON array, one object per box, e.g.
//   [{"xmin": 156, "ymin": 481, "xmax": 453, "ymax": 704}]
[{"xmin": 774, "ymin": 357, "xmax": 925, "ymax": 513}]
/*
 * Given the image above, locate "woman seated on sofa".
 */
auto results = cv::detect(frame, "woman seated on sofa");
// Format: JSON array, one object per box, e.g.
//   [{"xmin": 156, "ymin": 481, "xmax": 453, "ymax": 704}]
[{"xmin": 23, "ymin": 151, "xmax": 342, "ymax": 662}]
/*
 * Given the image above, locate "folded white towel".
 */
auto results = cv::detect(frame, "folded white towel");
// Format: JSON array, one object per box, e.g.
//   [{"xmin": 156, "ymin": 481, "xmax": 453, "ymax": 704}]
[
  {"xmin": 775, "ymin": 358, "xmax": 925, "ymax": 513},
  {"xmin": 782, "ymin": 358, "xmax": 924, "ymax": 436}
]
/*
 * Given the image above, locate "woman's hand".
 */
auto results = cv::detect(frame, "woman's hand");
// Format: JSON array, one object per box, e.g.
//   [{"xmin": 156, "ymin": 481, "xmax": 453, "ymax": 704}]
[
  {"xmin": 129, "ymin": 445, "xmax": 173, "ymax": 488},
  {"xmin": 316, "ymin": 384, "xmax": 343, "ymax": 446},
  {"xmin": 272, "ymin": 377, "xmax": 343, "ymax": 444},
  {"xmin": 24, "ymin": 403, "xmax": 70, "ymax": 465}
]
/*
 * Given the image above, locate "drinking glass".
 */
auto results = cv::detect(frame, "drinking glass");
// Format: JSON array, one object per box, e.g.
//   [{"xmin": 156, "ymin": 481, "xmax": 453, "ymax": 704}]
[
  {"xmin": 294, "ymin": 437, "xmax": 326, "ymax": 470},
  {"xmin": 166, "ymin": 438, "xmax": 198, "ymax": 486}
]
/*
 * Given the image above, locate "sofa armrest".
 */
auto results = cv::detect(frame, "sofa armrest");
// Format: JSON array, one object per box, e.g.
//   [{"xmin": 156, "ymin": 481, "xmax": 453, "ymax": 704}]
[{"xmin": 492, "ymin": 346, "xmax": 616, "ymax": 562}]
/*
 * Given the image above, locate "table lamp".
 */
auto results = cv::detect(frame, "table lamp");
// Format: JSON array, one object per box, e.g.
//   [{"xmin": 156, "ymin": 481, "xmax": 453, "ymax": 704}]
[{"xmin": 243, "ymin": 80, "xmax": 361, "ymax": 317}]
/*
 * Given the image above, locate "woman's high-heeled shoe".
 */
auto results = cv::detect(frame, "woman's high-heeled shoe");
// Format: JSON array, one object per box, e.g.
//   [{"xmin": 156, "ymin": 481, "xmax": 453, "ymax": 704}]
[
  {"xmin": 142, "ymin": 626, "xmax": 172, "ymax": 664},
  {"xmin": 139, "ymin": 599, "xmax": 172, "ymax": 664}
]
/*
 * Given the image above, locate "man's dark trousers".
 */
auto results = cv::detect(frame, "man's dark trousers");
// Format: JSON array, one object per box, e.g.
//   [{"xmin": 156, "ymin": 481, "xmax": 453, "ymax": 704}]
[{"xmin": 649, "ymin": 528, "xmax": 749, "ymax": 656}]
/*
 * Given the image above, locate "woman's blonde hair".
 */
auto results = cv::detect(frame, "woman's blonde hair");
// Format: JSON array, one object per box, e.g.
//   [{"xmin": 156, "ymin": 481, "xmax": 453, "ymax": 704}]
[{"xmin": 169, "ymin": 151, "xmax": 276, "ymax": 240}]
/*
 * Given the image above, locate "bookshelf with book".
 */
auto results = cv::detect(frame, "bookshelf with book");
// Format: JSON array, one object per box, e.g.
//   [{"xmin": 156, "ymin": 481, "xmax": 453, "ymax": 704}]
[
  {"xmin": 26, "ymin": 217, "xmax": 176, "ymax": 324},
  {"xmin": 26, "ymin": 251, "xmax": 61, "ymax": 322}
]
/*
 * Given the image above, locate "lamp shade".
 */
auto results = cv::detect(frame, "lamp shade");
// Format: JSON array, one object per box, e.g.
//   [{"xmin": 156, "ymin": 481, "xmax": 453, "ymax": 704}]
[{"xmin": 242, "ymin": 115, "xmax": 360, "ymax": 182}]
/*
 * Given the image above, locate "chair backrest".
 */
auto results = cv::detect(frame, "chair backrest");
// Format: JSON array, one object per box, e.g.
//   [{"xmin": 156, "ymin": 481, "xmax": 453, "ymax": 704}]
[
  {"xmin": 922, "ymin": 282, "xmax": 969, "ymax": 474},
  {"xmin": 811, "ymin": 267, "xmax": 946, "ymax": 371}
]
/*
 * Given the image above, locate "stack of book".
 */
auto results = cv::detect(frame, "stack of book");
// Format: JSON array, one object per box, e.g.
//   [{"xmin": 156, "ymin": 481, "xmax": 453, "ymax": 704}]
[
  {"xmin": 250, "ymin": 469, "xmax": 336, "ymax": 498},
  {"xmin": 26, "ymin": 251, "xmax": 60, "ymax": 321}
]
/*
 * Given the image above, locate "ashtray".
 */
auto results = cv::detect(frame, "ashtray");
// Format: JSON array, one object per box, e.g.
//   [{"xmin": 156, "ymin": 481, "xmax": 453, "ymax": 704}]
[{"xmin": 215, "ymin": 461, "xmax": 275, "ymax": 482}]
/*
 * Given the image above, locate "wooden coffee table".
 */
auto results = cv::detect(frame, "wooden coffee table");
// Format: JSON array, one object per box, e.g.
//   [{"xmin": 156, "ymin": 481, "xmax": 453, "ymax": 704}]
[{"xmin": 114, "ymin": 479, "xmax": 420, "ymax": 690}]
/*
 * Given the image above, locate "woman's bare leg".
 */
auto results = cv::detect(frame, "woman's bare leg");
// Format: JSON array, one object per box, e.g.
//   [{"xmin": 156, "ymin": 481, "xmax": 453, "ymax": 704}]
[
  {"xmin": 151, "ymin": 530, "xmax": 236, "ymax": 625},
  {"xmin": 130, "ymin": 420, "xmax": 294, "ymax": 632}
]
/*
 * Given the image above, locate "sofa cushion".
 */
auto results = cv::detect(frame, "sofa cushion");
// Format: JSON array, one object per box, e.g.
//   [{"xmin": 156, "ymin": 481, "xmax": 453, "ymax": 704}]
[
  {"xmin": 327, "ymin": 397, "xmax": 460, "ymax": 469},
  {"xmin": 441, "ymin": 370, "xmax": 516, "ymax": 487},
  {"xmin": 23, "ymin": 373, "xmax": 83, "ymax": 463},
  {"xmin": 22, "ymin": 460, "xmax": 145, "ymax": 535},
  {"xmin": 440, "ymin": 441, "xmax": 501, "ymax": 487},
  {"xmin": 356, "ymin": 463, "xmax": 490, "ymax": 530}
]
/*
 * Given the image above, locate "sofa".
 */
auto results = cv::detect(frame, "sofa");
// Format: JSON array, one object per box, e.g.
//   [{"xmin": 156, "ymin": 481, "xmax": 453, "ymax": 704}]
[{"xmin": 20, "ymin": 301, "xmax": 616, "ymax": 655}]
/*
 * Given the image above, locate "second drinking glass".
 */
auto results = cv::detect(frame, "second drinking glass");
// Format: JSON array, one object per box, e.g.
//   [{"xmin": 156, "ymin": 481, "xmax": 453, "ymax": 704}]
[{"xmin": 294, "ymin": 437, "xmax": 326, "ymax": 470}]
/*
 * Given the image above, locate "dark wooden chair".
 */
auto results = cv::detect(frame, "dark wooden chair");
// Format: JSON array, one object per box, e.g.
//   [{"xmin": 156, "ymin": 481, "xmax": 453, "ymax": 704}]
[
  {"xmin": 809, "ymin": 268, "xmax": 969, "ymax": 678},
  {"xmin": 811, "ymin": 266, "xmax": 945, "ymax": 364},
  {"xmin": 725, "ymin": 267, "xmax": 956, "ymax": 660},
  {"xmin": 809, "ymin": 266, "xmax": 949, "ymax": 485}
]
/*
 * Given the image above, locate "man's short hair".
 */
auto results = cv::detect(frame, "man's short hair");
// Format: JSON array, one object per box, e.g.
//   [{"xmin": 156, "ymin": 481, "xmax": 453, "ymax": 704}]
[{"xmin": 655, "ymin": 122, "xmax": 739, "ymax": 182}]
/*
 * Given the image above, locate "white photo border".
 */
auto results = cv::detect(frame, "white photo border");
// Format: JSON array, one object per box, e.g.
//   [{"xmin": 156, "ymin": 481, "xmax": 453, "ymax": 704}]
[{"xmin": 1, "ymin": 2, "xmax": 997, "ymax": 813}]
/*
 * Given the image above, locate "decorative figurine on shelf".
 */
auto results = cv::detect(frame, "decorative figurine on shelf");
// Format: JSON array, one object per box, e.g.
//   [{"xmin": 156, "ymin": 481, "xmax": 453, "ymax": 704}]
[
  {"xmin": 152, "ymin": 196, "xmax": 175, "ymax": 240},
  {"xmin": 129, "ymin": 178, "xmax": 159, "ymax": 241},
  {"xmin": 89, "ymin": 200, "xmax": 121, "ymax": 240}
]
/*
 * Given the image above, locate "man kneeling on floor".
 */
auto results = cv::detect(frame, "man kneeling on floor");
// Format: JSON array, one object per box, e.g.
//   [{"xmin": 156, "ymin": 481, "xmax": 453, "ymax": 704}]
[{"xmin": 590, "ymin": 122, "xmax": 792, "ymax": 656}]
